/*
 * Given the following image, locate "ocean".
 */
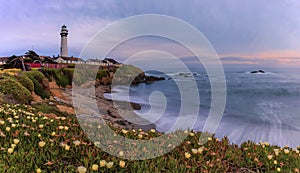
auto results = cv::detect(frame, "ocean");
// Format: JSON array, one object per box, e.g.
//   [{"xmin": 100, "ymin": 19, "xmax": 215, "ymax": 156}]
[{"xmin": 105, "ymin": 66, "xmax": 300, "ymax": 147}]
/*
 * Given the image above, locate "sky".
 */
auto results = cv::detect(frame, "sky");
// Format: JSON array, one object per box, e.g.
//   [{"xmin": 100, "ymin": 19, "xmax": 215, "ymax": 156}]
[{"xmin": 0, "ymin": 0, "xmax": 300, "ymax": 67}]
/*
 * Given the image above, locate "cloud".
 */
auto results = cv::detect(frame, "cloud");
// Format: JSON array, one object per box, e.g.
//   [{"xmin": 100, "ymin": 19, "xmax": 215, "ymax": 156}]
[{"xmin": 0, "ymin": 0, "xmax": 300, "ymax": 67}]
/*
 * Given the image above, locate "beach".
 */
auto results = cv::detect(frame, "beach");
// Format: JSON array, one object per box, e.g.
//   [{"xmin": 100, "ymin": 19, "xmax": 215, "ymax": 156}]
[{"xmin": 51, "ymin": 81, "xmax": 156, "ymax": 131}]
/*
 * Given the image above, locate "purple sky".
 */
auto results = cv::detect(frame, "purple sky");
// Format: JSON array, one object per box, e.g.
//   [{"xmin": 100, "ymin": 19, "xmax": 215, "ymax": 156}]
[{"xmin": 1, "ymin": 0, "xmax": 300, "ymax": 66}]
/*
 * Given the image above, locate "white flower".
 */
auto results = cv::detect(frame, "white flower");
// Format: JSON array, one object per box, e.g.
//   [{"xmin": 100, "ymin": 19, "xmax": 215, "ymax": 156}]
[
  {"xmin": 5, "ymin": 127, "xmax": 10, "ymax": 132},
  {"xmin": 77, "ymin": 166, "xmax": 87, "ymax": 173},
  {"xmin": 73, "ymin": 140, "xmax": 80, "ymax": 146},
  {"xmin": 191, "ymin": 149, "xmax": 198, "ymax": 154},
  {"xmin": 198, "ymin": 147, "xmax": 204, "ymax": 154},
  {"xmin": 106, "ymin": 161, "xmax": 114, "ymax": 168},
  {"xmin": 267, "ymin": 155, "xmax": 273, "ymax": 160},
  {"xmin": 274, "ymin": 149, "xmax": 280, "ymax": 156},
  {"xmin": 119, "ymin": 151, "xmax": 124, "ymax": 156},
  {"xmin": 99, "ymin": 160, "xmax": 106, "ymax": 167},
  {"xmin": 284, "ymin": 149, "xmax": 289, "ymax": 154}
]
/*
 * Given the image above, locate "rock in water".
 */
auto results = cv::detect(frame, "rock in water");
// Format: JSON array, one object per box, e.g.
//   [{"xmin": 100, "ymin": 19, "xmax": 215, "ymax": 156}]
[{"xmin": 251, "ymin": 70, "xmax": 265, "ymax": 73}]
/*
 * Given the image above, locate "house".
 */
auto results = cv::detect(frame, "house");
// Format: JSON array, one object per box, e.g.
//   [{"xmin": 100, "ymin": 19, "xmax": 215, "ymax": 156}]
[
  {"xmin": 85, "ymin": 58, "xmax": 108, "ymax": 66},
  {"xmin": 103, "ymin": 58, "xmax": 122, "ymax": 67},
  {"xmin": 0, "ymin": 57, "xmax": 9, "ymax": 65},
  {"xmin": 52, "ymin": 56, "xmax": 84, "ymax": 64}
]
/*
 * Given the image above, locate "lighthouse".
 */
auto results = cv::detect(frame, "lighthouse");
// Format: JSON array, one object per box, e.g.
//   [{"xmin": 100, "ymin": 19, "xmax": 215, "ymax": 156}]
[{"xmin": 60, "ymin": 25, "xmax": 68, "ymax": 57}]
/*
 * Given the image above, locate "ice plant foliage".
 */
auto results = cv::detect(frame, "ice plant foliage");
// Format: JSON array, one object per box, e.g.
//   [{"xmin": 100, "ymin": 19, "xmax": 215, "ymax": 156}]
[{"xmin": 0, "ymin": 104, "xmax": 299, "ymax": 172}]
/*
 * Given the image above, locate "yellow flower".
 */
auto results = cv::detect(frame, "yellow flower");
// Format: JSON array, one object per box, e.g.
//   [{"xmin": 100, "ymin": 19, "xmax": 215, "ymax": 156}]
[
  {"xmin": 65, "ymin": 145, "xmax": 70, "ymax": 151},
  {"xmin": 106, "ymin": 161, "xmax": 114, "ymax": 169},
  {"xmin": 119, "ymin": 151, "xmax": 124, "ymax": 157},
  {"xmin": 284, "ymin": 149, "xmax": 289, "ymax": 154},
  {"xmin": 39, "ymin": 125, "xmax": 44, "ymax": 129},
  {"xmin": 138, "ymin": 134, "xmax": 143, "ymax": 139},
  {"xmin": 198, "ymin": 147, "xmax": 203, "ymax": 154},
  {"xmin": 13, "ymin": 139, "xmax": 20, "ymax": 144},
  {"xmin": 191, "ymin": 149, "xmax": 198, "ymax": 154},
  {"xmin": 77, "ymin": 166, "xmax": 87, "ymax": 173},
  {"xmin": 119, "ymin": 160, "xmax": 126, "ymax": 168},
  {"xmin": 122, "ymin": 129, "xmax": 128, "ymax": 134},
  {"xmin": 264, "ymin": 142, "xmax": 270, "ymax": 146},
  {"xmin": 207, "ymin": 137, "xmax": 213, "ymax": 141},
  {"xmin": 73, "ymin": 140, "xmax": 80, "ymax": 146},
  {"xmin": 189, "ymin": 132, "xmax": 195, "ymax": 137},
  {"xmin": 150, "ymin": 129, "xmax": 156, "ymax": 133},
  {"xmin": 267, "ymin": 155, "xmax": 273, "ymax": 160},
  {"xmin": 274, "ymin": 149, "xmax": 280, "ymax": 156},
  {"xmin": 0, "ymin": 120, "xmax": 5, "ymax": 125},
  {"xmin": 38, "ymin": 134, "xmax": 42, "ymax": 138},
  {"xmin": 91, "ymin": 164, "xmax": 98, "ymax": 171},
  {"xmin": 296, "ymin": 149, "xmax": 300, "ymax": 154},
  {"xmin": 6, "ymin": 127, "xmax": 11, "ymax": 132},
  {"xmin": 277, "ymin": 167, "xmax": 281, "ymax": 172},
  {"xmin": 39, "ymin": 141, "xmax": 46, "ymax": 148},
  {"xmin": 51, "ymin": 132, "xmax": 56, "ymax": 136},
  {"xmin": 36, "ymin": 168, "xmax": 42, "ymax": 173},
  {"xmin": 99, "ymin": 160, "xmax": 106, "ymax": 167},
  {"xmin": 185, "ymin": 152, "xmax": 191, "ymax": 159},
  {"xmin": 7, "ymin": 148, "xmax": 14, "ymax": 154},
  {"xmin": 274, "ymin": 160, "xmax": 278, "ymax": 165},
  {"xmin": 58, "ymin": 126, "xmax": 64, "ymax": 130},
  {"xmin": 11, "ymin": 144, "xmax": 16, "ymax": 148},
  {"xmin": 64, "ymin": 126, "xmax": 69, "ymax": 130}
]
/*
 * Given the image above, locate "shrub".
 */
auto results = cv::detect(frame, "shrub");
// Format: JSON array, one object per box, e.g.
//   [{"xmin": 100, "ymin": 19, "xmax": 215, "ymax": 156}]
[
  {"xmin": 15, "ymin": 74, "xmax": 34, "ymax": 92},
  {"xmin": 24, "ymin": 70, "xmax": 45, "ymax": 83},
  {"xmin": 0, "ymin": 76, "xmax": 32, "ymax": 104},
  {"xmin": 62, "ymin": 68, "xmax": 74, "ymax": 85},
  {"xmin": 24, "ymin": 71, "xmax": 50, "ymax": 99},
  {"xmin": 27, "ymin": 76, "xmax": 50, "ymax": 99},
  {"xmin": 41, "ymin": 68, "xmax": 70, "ymax": 87},
  {"xmin": 96, "ymin": 69, "xmax": 109, "ymax": 79}
]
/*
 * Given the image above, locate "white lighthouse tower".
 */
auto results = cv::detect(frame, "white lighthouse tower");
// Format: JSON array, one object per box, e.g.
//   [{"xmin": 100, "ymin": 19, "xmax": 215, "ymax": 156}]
[{"xmin": 60, "ymin": 25, "xmax": 68, "ymax": 57}]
